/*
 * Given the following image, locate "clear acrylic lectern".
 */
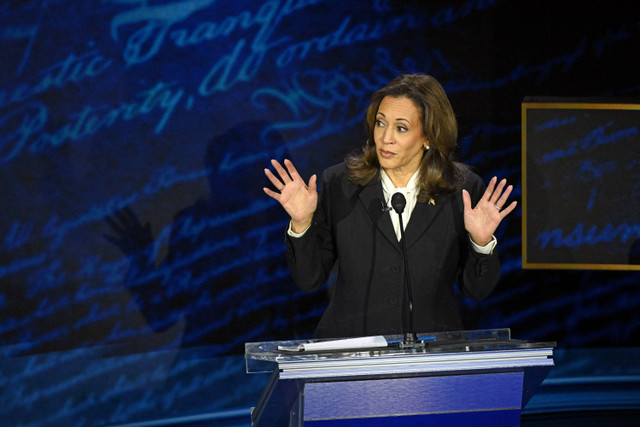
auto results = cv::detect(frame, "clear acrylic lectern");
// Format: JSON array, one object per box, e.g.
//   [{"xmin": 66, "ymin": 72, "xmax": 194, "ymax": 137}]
[{"xmin": 246, "ymin": 329, "xmax": 554, "ymax": 426}]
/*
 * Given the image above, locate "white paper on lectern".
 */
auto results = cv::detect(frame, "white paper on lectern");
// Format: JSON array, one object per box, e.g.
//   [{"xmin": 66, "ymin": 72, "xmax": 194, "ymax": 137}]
[{"xmin": 278, "ymin": 335, "xmax": 388, "ymax": 352}]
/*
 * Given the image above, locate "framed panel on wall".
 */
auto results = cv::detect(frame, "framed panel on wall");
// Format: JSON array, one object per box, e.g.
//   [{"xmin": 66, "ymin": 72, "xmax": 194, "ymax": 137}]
[{"xmin": 522, "ymin": 98, "xmax": 640, "ymax": 270}]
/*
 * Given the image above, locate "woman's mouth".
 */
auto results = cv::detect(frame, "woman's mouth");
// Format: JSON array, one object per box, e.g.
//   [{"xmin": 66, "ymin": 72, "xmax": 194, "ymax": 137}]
[{"xmin": 379, "ymin": 149, "xmax": 395, "ymax": 159}]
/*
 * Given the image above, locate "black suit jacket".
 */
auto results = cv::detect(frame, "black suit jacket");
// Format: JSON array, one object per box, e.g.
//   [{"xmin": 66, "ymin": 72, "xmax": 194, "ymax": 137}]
[{"xmin": 286, "ymin": 162, "xmax": 500, "ymax": 339}]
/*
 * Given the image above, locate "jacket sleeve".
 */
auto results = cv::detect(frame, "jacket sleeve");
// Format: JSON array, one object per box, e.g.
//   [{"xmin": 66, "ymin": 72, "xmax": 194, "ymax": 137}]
[
  {"xmin": 285, "ymin": 169, "xmax": 338, "ymax": 293},
  {"xmin": 456, "ymin": 172, "xmax": 501, "ymax": 300}
]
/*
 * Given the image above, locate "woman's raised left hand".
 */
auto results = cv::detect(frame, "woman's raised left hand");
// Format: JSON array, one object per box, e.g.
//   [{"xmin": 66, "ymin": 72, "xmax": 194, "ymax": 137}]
[{"xmin": 462, "ymin": 177, "xmax": 517, "ymax": 246}]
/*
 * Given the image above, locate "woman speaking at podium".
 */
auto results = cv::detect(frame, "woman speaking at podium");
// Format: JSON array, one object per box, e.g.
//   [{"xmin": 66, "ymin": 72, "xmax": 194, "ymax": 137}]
[{"xmin": 263, "ymin": 74, "xmax": 516, "ymax": 339}]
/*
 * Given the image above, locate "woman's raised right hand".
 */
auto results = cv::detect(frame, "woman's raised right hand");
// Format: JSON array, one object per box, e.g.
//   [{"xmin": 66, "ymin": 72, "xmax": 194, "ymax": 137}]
[{"xmin": 263, "ymin": 159, "xmax": 318, "ymax": 233}]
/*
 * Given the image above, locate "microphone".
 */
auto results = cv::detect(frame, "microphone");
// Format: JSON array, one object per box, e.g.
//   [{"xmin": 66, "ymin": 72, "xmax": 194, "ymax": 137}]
[
  {"xmin": 391, "ymin": 192, "xmax": 406, "ymax": 214},
  {"xmin": 390, "ymin": 193, "xmax": 419, "ymax": 347}
]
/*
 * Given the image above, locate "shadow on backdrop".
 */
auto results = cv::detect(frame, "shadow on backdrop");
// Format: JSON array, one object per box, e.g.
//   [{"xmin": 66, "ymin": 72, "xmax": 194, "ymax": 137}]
[{"xmin": 104, "ymin": 121, "xmax": 320, "ymax": 355}]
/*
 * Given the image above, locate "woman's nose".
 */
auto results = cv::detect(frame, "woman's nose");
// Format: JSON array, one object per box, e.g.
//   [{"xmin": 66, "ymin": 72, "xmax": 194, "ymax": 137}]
[{"xmin": 382, "ymin": 128, "xmax": 394, "ymax": 144}]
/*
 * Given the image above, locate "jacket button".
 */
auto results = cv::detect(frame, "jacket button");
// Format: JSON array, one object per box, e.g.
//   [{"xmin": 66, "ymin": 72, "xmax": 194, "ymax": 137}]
[
  {"xmin": 391, "ymin": 265, "xmax": 400, "ymax": 273},
  {"xmin": 388, "ymin": 297, "xmax": 398, "ymax": 305},
  {"xmin": 478, "ymin": 262, "xmax": 488, "ymax": 275}
]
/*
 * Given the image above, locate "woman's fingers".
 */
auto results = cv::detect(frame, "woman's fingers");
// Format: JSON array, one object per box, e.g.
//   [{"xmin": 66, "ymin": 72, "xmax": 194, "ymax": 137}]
[
  {"xmin": 489, "ymin": 178, "xmax": 506, "ymax": 204},
  {"xmin": 264, "ymin": 159, "xmax": 314, "ymax": 205},
  {"xmin": 263, "ymin": 186, "xmax": 281, "ymax": 200},
  {"xmin": 308, "ymin": 173, "xmax": 317, "ymax": 193},
  {"xmin": 264, "ymin": 159, "xmax": 299, "ymax": 192},
  {"xmin": 500, "ymin": 200, "xmax": 518, "ymax": 217},
  {"xmin": 483, "ymin": 176, "xmax": 497, "ymax": 202},
  {"xmin": 271, "ymin": 159, "xmax": 293, "ymax": 184},
  {"xmin": 482, "ymin": 177, "xmax": 515, "ymax": 210},
  {"xmin": 495, "ymin": 184, "xmax": 513, "ymax": 209},
  {"xmin": 283, "ymin": 158, "xmax": 305, "ymax": 183},
  {"xmin": 264, "ymin": 167, "xmax": 285, "ymax": 191}
]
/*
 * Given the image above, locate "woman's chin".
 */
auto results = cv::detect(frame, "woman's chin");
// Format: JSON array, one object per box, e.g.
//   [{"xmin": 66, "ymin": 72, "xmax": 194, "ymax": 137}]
[{"xmin": 376, "ymin": 156, "xmax": 396, "ymax": 170}]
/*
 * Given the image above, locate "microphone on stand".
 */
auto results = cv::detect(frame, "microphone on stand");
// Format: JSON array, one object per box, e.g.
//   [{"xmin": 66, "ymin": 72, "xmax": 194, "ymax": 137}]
[{"xmin": 390, "ymin": 192, "xmax": 419, "ymax": 347}]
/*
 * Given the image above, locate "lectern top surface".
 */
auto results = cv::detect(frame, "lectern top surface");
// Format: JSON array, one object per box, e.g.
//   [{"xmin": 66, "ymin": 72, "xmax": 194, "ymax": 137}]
[{"xmin": 245, "ymin": 329, "xmax": 556, "ymax": 374}]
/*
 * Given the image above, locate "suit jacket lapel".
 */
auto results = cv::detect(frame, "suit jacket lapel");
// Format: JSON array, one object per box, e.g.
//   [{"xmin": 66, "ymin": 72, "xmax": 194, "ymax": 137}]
[
  {"xmin": 404, "ymin": 197, "xmax": 446, "ymax": 249},
  {"xmin": 358, "ymin": 177, "xmax": 401, "ymax": 251}
]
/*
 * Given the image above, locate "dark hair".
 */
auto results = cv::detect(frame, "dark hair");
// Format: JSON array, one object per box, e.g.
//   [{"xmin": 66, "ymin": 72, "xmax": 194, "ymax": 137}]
[{"xmin": 346, "ymin": 73, "xmax": 468, "ymax": 202}]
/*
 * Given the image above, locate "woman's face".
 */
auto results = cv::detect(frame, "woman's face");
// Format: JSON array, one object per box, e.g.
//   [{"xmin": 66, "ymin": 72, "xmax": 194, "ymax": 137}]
[{"xmin": 374, "ymin": 96, "xmax": 428, "ymax": 180}]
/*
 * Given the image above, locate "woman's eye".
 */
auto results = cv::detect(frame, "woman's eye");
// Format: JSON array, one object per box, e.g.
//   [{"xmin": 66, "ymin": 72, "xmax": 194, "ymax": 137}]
[
  {"xmin": 375, "ymin": 120, "xmax": 385, "ymax": 127},
  {"xmin": 397, "ymin": 126, "xmax": 407, "ymax": 132}
]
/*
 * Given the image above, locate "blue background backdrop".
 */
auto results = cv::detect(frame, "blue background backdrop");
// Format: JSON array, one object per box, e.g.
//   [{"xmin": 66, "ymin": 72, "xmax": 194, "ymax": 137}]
[{"xmin": 1, "ymin": 0, "xmax": 639, "ymax": 425}]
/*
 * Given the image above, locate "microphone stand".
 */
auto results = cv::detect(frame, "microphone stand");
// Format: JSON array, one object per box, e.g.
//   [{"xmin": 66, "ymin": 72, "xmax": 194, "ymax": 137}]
[{"xmin": 391, "ymin": 193, "xmax": 421, "ymax": 349}]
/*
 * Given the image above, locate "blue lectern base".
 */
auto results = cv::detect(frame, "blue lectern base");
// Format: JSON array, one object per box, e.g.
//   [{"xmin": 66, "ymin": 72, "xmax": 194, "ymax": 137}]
[{"xmin": 304, "ymin": 372, "xmax": 523, "ymax": 426}]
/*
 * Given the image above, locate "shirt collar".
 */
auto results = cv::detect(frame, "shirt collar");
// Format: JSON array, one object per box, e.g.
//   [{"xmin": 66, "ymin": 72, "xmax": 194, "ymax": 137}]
[{"xmin": 380, "ymin": 168, "xmax": 420, "ymax": 195}]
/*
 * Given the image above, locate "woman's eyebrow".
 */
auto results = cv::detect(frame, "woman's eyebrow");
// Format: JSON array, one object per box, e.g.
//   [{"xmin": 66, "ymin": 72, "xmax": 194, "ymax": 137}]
[{"xmin": 377, "ymin": 112, "xmax": 411, "ymax": 124}]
